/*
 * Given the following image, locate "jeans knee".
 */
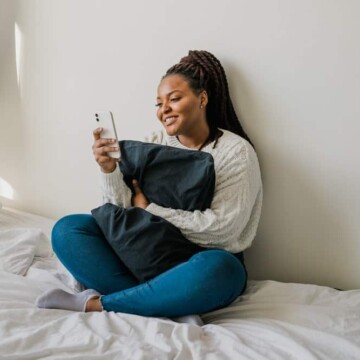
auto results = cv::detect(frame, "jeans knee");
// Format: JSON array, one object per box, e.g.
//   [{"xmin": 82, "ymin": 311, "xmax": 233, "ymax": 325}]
[
  {"xmin": 52, "ymin": 215, "xmax": 73, "ymax": 253},
  {"xmin": 195, "ymin": 250, "xmax": 246, "ymax": 301},
  {"xmin": 212, "ymin": 250, "xmax": 245, "ymax": 279},
  {"xmin": 51, "ymin": 214, "xmax": 91, "ymax": 253}
]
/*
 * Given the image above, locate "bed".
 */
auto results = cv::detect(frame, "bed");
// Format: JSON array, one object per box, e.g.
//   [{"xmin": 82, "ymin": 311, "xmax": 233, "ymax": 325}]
[{"xmin": 1, "ymin": 206, "xmax": 360, "ymax": 359}]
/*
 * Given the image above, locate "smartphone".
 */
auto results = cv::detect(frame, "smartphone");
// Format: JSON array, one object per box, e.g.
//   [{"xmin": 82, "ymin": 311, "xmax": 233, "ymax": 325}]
[{"xmin": 95, "ymin": 111, "xmax": 120, "ymax": 159}]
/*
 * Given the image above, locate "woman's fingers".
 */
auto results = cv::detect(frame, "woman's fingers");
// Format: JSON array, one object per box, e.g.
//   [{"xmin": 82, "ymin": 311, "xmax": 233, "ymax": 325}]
[
  {"xmin": 93, "ymin": 127, "xmax": 102, "ymax": 140},
  {"xmin": 93, "ymin": 138, "xmax": 117, "ymax": 150},
  {"xmin": 93, "ymin": 128, "xmax": 117, "ymax": 145},
  {"xmin": 92, "ymin": 128, "xmax": 120, "ymax": 173},
  {"xmin": 131, "ymin": 180, "xmax": 149, "ymax": 209},
  {"xmin": 132, "ymin": 180, "xmax": 141, "ymax": 194},
  {"xmin": 94, "ymin": 145, "xmax": 119, "ymax": 156},
  {"xmin": 92, "ymin": 131, "xmax": 117, "ymax": 154}
]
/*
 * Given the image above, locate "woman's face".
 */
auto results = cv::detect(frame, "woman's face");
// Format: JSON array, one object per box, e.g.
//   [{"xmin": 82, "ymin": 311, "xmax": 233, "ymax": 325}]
[{"xmin": 156, "ymin": 74, "xmax": 207, "ymax": 137}]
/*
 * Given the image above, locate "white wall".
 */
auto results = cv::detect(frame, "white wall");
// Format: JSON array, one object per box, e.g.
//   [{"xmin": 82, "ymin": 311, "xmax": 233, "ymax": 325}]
[
  {"xmin": 1, "ymin": 0, "xmax": 359, "ymax": 290},
  {"xmin": 0, "ymin": 0, "xmax": 24, "ymax": 204}
]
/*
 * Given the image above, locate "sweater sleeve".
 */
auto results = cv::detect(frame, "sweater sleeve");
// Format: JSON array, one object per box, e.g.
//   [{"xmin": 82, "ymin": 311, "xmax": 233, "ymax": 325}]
[
  {"xmin": 100, "ymin": 163, "xmax": 132, "ymax": 207},
  {"xmin": 145, "ymin": 144, "xmax": 262, "ymax": 252}
]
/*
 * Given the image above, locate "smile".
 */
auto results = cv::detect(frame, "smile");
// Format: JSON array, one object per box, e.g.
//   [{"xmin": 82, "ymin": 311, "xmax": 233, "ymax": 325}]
[{"xmin": 164, "ymin": 116, "xmax": 178, "ymax": 125}]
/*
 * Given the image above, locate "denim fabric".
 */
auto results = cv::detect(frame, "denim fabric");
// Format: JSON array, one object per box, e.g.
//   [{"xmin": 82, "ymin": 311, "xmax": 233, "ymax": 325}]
[{"xmin": 52, "ymin": 214, "xmax": 247, "ymax": 317}]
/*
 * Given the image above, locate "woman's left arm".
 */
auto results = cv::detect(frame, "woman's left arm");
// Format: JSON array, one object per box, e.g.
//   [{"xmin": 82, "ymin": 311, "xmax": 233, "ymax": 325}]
[{"xmin": 145, "ymin": 150, "xmax": 263, "ymax": 253}]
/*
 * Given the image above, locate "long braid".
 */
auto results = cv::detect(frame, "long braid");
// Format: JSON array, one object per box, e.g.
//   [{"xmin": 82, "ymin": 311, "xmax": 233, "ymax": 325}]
[{"xmin": 164, "ymin": 50, "xmax": 254, "ymax": 149}]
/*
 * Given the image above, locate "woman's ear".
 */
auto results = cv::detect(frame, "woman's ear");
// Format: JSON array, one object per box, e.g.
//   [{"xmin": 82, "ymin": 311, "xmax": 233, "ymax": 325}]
[{"xmin": 200, "ymin": 90, "xmax": 208, "ymax": 108}]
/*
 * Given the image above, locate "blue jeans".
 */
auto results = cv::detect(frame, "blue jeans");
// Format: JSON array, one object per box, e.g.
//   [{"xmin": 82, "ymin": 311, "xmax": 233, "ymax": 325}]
[{"xmin": 52, "ymin": 214, "xmax": 247, "ymax": 317}]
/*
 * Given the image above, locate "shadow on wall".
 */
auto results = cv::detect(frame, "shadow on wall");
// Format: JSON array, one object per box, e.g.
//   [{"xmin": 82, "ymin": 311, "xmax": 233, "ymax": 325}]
[
  {"xmin": 245, "ymin": 144, "xmax": 351, "ymax": 290},
  {"xmin": 223, "ymin": 60, "xmax": 351, "ymax": 290}
]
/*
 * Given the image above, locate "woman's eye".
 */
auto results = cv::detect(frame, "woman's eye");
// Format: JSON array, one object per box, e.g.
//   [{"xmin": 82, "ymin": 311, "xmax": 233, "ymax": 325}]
[
  {"xmin": 155, "ymin": 103, "xmax": 162, "ymax": 107},
  {"xmin": 170, "ymin": 97, "xmax": 180, "ymax": 102}
]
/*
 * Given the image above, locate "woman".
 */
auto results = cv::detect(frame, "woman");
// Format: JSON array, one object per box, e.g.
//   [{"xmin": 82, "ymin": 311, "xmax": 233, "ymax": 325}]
[{"xmin": 36, "ymin": 50, "xmax": 263, "ymax": 319}]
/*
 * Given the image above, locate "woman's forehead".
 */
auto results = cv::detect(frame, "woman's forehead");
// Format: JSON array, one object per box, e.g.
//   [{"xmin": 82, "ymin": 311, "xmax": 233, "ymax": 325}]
[{"xmin": 157, "ymin": 74, "xmax": 191, "ymax": 96}]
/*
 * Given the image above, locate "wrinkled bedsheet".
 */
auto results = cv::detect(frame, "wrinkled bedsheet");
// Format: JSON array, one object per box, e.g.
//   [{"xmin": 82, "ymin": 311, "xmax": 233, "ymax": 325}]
[{"xmin": 1, "ymin": 207, "xmax": 360, "ymax": 359}]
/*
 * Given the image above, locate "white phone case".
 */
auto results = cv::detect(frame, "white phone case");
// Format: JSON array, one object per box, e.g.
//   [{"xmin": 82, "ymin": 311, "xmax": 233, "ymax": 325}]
[{"xmin": 95, "ymin": 111, "xmax": 120, "ymax": 158}]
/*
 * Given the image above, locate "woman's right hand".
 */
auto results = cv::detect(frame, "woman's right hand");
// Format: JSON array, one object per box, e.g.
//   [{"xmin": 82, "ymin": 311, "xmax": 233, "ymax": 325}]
[{"xmin": 92, "ymin": 128, "xmax": 120, "ymax": 173}]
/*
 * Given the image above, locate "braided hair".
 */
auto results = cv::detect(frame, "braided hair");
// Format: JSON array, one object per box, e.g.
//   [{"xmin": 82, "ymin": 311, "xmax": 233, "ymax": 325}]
[{"xmin": 163, "ymin": 50, "xmax": 254, "ymax": 150}]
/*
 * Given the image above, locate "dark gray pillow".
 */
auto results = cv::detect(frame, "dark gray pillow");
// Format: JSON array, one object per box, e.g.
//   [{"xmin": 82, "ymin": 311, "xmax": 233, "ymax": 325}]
[
  {"xmin": 91, "ymin": 140, "xmax": 215, "ymax": 283},
  {"xmin": 91, "ymin": 203, "xmax": 203, "ymax": 283},
  {"xmin": 118, "ymin": 140, "xmax": 215, "ymax": 211}
]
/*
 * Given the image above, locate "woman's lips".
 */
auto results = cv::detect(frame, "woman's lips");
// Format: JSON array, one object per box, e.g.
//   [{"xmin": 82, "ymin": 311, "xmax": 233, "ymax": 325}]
[{"xmin": 164, "ymin": 116, "xmax": 178, "ymax": 126}]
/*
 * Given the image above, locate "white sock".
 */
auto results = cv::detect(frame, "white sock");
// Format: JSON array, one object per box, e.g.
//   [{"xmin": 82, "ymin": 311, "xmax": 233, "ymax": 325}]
[{"xmin": 36, "ymin": 288, "xmax": 101, "ymax": 312}]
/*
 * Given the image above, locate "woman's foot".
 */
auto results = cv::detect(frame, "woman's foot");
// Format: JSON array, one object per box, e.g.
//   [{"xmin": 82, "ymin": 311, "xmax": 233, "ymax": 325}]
[{"xmin": 36, "ymin": 288, "xmax": 101, "ymax": 312}]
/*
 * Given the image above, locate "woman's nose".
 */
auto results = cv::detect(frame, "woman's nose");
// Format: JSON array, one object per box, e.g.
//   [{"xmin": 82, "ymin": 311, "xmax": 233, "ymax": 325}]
[{"xmin": 162, "ymin": 101, "xmax": 171, "ymax": 114}]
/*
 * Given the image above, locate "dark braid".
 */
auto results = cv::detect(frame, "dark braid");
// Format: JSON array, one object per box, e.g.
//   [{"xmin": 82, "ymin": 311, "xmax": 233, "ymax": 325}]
[{"xmin": 163, "ymin": 50, "xmax": 254, "ymax": 149}]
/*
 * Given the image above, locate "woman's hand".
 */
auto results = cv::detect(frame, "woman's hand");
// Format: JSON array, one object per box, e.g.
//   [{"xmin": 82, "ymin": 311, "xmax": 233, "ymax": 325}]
[
  {"xmin": 92, "ymin": 128, "xmax": 120, "ymax": 173},
  {"xmin": 132, "ymin": 180, "xmax": 149, "ymax": 209}
]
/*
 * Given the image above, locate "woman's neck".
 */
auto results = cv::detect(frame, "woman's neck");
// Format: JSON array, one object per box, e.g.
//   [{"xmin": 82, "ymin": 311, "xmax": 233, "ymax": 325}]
[
  {"xmin": 176, "ymin": 131, "xmax": 210, "ymax": 149},
  {"xmin": 176, "ymin": 125, "xmax": 210, "ymax": 150}
]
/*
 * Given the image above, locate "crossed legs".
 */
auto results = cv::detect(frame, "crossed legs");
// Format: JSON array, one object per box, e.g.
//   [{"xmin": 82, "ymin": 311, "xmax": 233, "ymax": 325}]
[{"xmin": 37, "ymin": 214, "xmax": 247, "ymax": 317}]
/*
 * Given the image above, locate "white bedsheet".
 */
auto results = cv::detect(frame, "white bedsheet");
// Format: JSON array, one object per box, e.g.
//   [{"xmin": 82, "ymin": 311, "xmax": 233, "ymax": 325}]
[{"xmin": 1, "ymin": 207, "xmax": 360, "ymax": 359}]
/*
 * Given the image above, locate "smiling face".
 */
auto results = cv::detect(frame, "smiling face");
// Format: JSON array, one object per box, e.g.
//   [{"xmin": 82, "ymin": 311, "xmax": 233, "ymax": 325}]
[{"xmin": 156, "ymin": 74, "xmax": 208, "ymax": 137}]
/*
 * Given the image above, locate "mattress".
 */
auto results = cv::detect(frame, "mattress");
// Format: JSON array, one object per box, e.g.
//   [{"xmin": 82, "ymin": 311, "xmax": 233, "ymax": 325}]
[{"xmin": 1, "ymin": 206, "xmax": 360, "ymax": 359}]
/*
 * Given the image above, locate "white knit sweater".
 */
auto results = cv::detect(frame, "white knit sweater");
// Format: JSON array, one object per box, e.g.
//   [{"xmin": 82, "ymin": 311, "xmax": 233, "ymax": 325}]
[{"xmin": 100, "ymin": 129, "xmax": 263, "ymax": 253}]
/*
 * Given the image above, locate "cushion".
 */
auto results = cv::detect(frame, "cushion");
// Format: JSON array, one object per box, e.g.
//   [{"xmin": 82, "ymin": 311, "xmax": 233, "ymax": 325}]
[
  {"xmin": 91, "ymin": 203, "xmax": 203, "ymax": 283},
  {"xmin": 118, "ymin": 140, "xmax": 215, "ymax": 211},
  {"xmin": 91, "ymin": 140, "xmax": 215, "ymax": 283}
]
